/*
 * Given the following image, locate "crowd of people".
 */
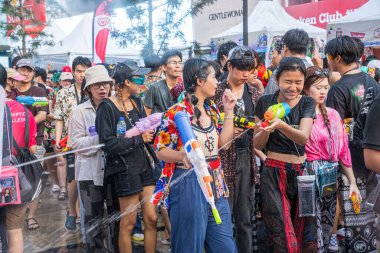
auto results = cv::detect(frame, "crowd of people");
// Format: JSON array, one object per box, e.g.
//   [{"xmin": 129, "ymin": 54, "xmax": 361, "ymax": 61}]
[{"xmin": 0, "ymin": 28, "xmax": 380, "ymax": 253}]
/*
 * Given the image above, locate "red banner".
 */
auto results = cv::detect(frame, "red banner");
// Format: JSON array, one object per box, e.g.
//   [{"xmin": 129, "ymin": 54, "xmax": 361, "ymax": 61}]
[
  {"xmin": 283, "ymin": 0, "xmax": 368, "ymax": 29},
  {"xmin": 93, "ymin": 0, "xmax": 112, "ymax": 63},
  {"xmin": 6, "ymin": 0, "xmax": 46, "ymax": 39}
]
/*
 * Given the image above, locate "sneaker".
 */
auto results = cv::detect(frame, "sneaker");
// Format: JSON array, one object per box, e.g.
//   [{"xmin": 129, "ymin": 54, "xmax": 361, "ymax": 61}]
[
  {"xmin": 328, "ymin": 234, "xmax": 338, "ymax": 252},
  {"xmin": 336, "ymin": 227, "xmax": 345, "ymax": 238},
  {"xmin": 131, "ymin": 233, "xmax": 144, "ymax": 241},
  {"xmin": 52, "ymin": 184, "xmax": 60, "ymax": 193},
  {"xmin": 64, "ymin": 211, "xmax": 76, "ymax": 231}
]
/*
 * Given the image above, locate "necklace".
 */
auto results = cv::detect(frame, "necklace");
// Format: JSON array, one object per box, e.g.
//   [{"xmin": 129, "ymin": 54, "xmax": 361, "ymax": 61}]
[{"xmin": 342, "ymin": 66, "xmax": 358, "ymax": 76}]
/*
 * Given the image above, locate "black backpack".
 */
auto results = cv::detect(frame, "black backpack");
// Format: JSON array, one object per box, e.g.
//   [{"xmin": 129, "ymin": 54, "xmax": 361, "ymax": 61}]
[{"xmin": 12, "ymin": 105, "xmax": 48, "ymax": 203}]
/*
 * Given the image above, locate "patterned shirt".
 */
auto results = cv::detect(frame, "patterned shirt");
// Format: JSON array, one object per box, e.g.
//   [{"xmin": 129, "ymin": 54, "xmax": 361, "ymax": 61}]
[
  {"xmin": 213, "ymin": 80, "xmax": 261, "ymax": 188},
  {"xmin": 151, "ymin": 96, "xmax": 228, "ymax": 207},
  {"xmin": 53, "ymin": 85, "xmax": 79, "ymax": 137},
  {"xmin": 139, "ymin": 75, "xmax": 163, "ymax": 99}
]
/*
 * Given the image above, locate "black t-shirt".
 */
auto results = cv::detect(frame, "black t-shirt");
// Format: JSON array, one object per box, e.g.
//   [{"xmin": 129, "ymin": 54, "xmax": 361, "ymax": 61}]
[
  {"xmin": 144, "ymin": 80, "xmax": 174, "ymax": 113},
  {"xmin": 363, "ymin": 94, "xmax": 380, "ymax": 151},
  {"xmin": 96, "ymin": 97, "xmax": 148, "ymax": 176},
  {"xmin": 326, "ymin": 72, "xmax": 380, "ymax": 178},
  {"xmin": 254, "ymin": 94, "xmax": 316, "ymax": 156},
  {"xmin": 235, "ymin": 83, "xmax": 254, "ymax": 148}
]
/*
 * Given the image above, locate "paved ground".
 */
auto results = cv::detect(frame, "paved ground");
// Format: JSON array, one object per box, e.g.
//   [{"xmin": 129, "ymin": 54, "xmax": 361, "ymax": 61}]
[{"xmin": 23, "ymin": 185, "xmax": 170, "ymax": 253}]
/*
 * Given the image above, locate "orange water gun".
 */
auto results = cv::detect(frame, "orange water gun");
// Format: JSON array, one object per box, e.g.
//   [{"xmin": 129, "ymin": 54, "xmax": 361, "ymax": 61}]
[
  {"xmin": 351, "ymin": 192, "xmax": 361, "ymax": 214},
  {"xmin": 58, "ymin": 136, "xmax": 70, "ymax": 152}
]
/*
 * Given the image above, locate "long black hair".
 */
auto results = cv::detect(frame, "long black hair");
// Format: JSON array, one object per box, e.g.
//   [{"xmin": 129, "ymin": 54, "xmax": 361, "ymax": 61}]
[
  {"xmin": 276, "ymin": 57, "xmax": 307, "ymax": 81},
  {"xmin": 183, "ymin": 58, "xmax": 214, "ymax": 127}
]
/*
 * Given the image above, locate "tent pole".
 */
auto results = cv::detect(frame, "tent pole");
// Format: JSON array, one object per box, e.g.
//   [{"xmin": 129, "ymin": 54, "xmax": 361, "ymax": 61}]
[{"xmin": 243, "ymin": 0, "xmax": 248, "ymax": 46}]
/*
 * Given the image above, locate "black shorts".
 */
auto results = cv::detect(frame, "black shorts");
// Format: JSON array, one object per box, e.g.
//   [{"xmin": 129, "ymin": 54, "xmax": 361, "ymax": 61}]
[
  {"xmin": 66, "ymin": 153, "xmax": 76, "ymax": 183},
  {"xmin": 112, "ymin": 169, "xmax": 156, "ymax": 197}
]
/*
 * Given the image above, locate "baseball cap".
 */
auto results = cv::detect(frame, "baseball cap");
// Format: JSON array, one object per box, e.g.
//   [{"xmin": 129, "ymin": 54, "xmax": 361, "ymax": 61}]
[
  {"xmin": 112, "ymin": 60, "xmax": 151, "ymax": 85},
  {"xmin": 16, "ymin": 59, "xmax": 35, "ymax": 71},
  {"xmin": 62, "ymin": 66, "xmax": 72, "ymax": 72},
  {"xmin": 6, "ymin": 68, "xmax": 26, "ymax": 81},
  {"xmin": 60, "ymin": 72, "xmax": 73, "ymax": 81},
  {"xmin": 84, "ymin": 65, "xmax": 113, "ymax": 89}
]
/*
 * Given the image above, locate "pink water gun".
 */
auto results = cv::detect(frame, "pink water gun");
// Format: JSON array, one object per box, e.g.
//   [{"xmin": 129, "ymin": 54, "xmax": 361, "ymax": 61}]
[{"xmin": 124, "ymin": 113, "xmax": 163, "ymax": 138}]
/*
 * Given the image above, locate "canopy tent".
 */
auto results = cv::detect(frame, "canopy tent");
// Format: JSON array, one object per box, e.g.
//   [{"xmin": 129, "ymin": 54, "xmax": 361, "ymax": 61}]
[
  {"xmin": 35, "ymin": 13, "xmax": 140, "ymax": 69},
  {"xmin": 211, "ymin": 0, "xmax": 326, "ymax": 66},
  {"xmin": 327, "ymin": 0, "xmax": 380, "ymax": 48}
]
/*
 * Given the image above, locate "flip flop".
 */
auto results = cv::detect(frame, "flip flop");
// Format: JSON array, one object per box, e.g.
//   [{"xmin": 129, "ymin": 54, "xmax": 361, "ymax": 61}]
[
  {"xmin": 25, "ymin": 218, "xmax": 39, "ymax": 230},
  {"xmin": 57, "ymin": 191, "xmax": 68, "ymax": 201}
]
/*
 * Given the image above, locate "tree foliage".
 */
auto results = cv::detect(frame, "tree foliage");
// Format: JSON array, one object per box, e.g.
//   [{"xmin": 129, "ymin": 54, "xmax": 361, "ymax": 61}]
[
  {"xmin": 0, "ymin": 0, "xmax": 66, "ymax": 57},
  {"xmin": 111, "ymin": 0, "xmax": 217, "ymax": 57}
]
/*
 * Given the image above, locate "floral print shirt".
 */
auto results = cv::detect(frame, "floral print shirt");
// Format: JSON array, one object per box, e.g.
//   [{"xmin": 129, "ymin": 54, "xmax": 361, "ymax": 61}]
[
  {"xmin": 53, "ymin": 85, "xmax": 79, "ymax": 137},
  {"xmin": 151, "ymin": 96, "xmax": 227, "ymax": 207}
]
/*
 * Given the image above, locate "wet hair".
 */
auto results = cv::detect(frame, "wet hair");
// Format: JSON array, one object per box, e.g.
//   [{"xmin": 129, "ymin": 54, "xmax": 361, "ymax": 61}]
[
  {"xmin": 35, "ymin": 67, "xmax": 47, "ymax": 83},
  {"xmin": 325, "ymin": 36, "xmax": 362, "ymax": 65},
  {"xmin": 229, "ymin": 49, "xmax": 256, "ymax": 71},
  {"xmin": 282, "ymin": 29, "xmax": 309, "ymax": 55},
  {"xmin": 72, "ymin": 56, "xmax": 92, "ymax": 72},
  {"xmin": 273, "ymin": 40, "xmax": 283, "ymax": 55},
  {"xmin": 144, "ymin": 54, "xmax": 162, "ymax": 72},
  {"xmin": 352, "ymin": 37, "xmax": 364, "ymax": 61},
  {"xmin": 304, "ymin": 66, "xmax": 331, "ymax": 135},
  {"xmin": 161, "ymin": 50, "xmax": 182, "ymax": 65},
  {"xmin": 183, "ymin": 58, "xmax": 212, "ymax": 93},
  {"xmin": 0, "ymin": 64, "xmax": 7, "ymax": 88},
  {"xmin": 374, "ymin": 68, "xmax": 380, "ymax": 83},
  {"xmin": 183, "ymin": 58, "xmax": 214, "ymax": 127},
  {"xmin": 217, "ymin": 41, "xmax": 238, "ymax": 65},
  {"xmin": 11, "ymin": 56, "xmax": 22, "ymax": 68},
  {"xmin": 253, "ymin": 50, "xmax": 261, "ymax": 66},
  {"xmin": 276, "ymin": 57, "xmax": 307, "ymax": 81},
  {"xmin": 208, "ymin": 60, "xmax": 222, "ymax": 80}
]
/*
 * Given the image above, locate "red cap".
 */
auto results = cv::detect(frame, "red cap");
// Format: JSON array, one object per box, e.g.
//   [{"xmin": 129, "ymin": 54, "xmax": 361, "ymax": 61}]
[{"xmin": 62, "ymin": 66, "xmax": 72, "ymax": 72}]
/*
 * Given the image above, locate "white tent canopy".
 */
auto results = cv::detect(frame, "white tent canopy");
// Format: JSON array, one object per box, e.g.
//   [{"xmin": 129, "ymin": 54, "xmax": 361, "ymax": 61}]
[
  {"xmin": 212, "ymin": 1, "xmax": 326, "ymax": 65},
  {"xmin": 38, "ymin": 13, "xmax": 139, "ymax": 58},
  {"xmin": 35, "ymin": 13, "xmax": 140, "ymax": 68},
  {"xmin": 327, "ymin": 0, "xmax": 380, "ymax": 47}
]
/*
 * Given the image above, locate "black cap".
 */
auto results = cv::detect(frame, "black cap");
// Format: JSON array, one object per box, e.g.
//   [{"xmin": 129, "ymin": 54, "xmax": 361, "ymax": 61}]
[{"xmin": 112, "ymin": 60, "xmax": 151, "ymax": 85}]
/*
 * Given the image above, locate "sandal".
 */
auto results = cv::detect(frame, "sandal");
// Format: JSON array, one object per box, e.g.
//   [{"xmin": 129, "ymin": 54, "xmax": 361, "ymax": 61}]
[
  {"xmin": 25, "ymin": 218, "xmax": 39, "ymax": 230},
  {"xmin": 57, "ymin": 191, "xmax": 68, "ymax": 201}
]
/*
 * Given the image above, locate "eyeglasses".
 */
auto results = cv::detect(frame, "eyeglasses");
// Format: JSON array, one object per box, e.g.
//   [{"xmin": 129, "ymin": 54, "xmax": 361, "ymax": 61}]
[
  {"xmin": 92, "ymin": 82, "xmax": 111, "ymax": 89},
  {"xmin": 167, "ymin": 61, "xmax": 183, "ymax": 66},
  {"xmin": 129, "ymin": 76, "xmax": 145, "ymax": 85}
]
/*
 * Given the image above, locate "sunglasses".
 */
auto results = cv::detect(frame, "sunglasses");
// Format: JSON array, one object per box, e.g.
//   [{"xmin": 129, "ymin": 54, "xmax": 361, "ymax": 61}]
[
  {"xmin": 314, "ymin": 69, "xmax": 329, "ymax": 78},
  {"xmin": 129, "ymin": 75, "xmax": 145, "ymax": 85}
]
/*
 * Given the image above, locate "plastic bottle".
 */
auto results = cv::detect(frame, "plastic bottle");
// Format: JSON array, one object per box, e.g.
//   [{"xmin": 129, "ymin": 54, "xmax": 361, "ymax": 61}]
[
  {"xmin": 88, "ymin": 126, "xmax": 97, "ymax": 136},
  {"xmin": 116, "ymin": 117, "xmax": 126, "ymax": 137}
]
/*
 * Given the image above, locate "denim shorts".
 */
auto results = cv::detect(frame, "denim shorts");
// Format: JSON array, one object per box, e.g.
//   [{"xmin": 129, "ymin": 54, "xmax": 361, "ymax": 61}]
[{"xmin": 112, "ymin": 169, "xmax": 156, "ymax": 197}]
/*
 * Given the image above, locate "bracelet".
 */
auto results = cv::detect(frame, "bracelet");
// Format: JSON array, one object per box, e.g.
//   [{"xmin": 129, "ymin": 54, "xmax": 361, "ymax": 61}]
[{"xmin": 223, "ymin": 115, "xmax": 234, "ymax": 120}]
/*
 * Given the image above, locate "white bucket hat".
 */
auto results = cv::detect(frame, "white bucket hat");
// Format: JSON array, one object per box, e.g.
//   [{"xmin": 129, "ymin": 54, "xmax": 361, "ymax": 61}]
[{"xmin": 84, "ymin": 65, "xmax": 113, "ymax": 89}]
